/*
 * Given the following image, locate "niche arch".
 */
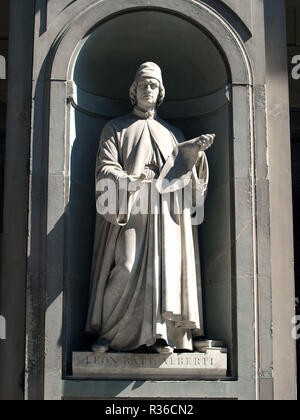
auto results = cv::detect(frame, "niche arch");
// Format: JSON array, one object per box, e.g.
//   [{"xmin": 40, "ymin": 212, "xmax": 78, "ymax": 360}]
[
  {"xmin": 67, "ymin": 8, "xmax": 234, "ymax": 375},
  {"xmin": 36, "ymin": 0, "xmax": 257, "ymax": 400}
]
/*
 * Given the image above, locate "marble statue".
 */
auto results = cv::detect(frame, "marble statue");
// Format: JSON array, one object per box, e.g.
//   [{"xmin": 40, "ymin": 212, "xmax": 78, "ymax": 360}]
[{"xmin": 86, "ymin": 62, "xmax": 215, "ymax": 355}]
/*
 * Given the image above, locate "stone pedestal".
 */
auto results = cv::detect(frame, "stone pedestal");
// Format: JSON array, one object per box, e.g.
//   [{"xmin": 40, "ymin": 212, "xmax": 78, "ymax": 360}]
[{"xmin": 72, "ymin": 350, "xmax": 228, "ymax": 380}]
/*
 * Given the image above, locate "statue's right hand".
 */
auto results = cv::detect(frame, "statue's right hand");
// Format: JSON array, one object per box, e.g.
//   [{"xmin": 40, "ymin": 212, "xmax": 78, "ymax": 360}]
[{"xmin": 127, "ymin": 175, "xmax": 150, "ymax": 194}]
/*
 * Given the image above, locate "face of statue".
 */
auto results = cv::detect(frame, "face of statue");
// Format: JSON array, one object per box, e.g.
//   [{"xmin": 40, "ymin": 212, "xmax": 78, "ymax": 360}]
[{"xmin": 136, "ymin": 78, "xmax": 160, "ymax": 110}]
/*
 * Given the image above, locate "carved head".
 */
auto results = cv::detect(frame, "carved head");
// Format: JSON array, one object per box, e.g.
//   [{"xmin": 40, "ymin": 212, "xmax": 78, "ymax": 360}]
[{"xmin": 129, "ymin": 62, "xmax": 165, "ymax": 108}]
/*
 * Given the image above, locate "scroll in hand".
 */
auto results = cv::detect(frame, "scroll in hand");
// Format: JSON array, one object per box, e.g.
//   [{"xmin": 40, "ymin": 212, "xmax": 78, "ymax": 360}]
[{"xmin": 156, "ymin": 134, "xmax": 215, "ymax": 194}]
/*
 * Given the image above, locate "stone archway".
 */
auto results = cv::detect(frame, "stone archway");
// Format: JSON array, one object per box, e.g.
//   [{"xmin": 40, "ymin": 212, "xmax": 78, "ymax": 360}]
[{"xmin": 27, "ymin": 0, "xmax": 259, "ymax": 400}]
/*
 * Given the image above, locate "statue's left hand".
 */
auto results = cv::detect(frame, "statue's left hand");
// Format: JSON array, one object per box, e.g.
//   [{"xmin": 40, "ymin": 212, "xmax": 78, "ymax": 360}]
[{"xmin": 196, "ymin": 134, "xmax": 215, "ymax": 152}]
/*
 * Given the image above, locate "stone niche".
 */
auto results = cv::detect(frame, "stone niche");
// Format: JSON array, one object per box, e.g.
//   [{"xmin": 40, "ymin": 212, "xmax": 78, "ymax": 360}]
[
  {"xmin": 66, "ymin": 10, "xmax": 233, "ymax": 379},
  {"xmin": 26, "ymin": 0, "xmax": 278, "ymax": 401}
]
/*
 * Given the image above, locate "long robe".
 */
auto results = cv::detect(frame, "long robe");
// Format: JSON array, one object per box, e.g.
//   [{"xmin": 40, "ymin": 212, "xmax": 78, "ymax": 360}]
[{"xmin": 86, "ymin": 108, "xmax": 208, "ymax": 351}]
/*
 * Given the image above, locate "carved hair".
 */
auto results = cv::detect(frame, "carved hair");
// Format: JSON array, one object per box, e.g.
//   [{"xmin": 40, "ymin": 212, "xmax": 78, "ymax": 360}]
[{"xmin": 129, "ymin": 80, "xmax": 165, "ymax": 108}]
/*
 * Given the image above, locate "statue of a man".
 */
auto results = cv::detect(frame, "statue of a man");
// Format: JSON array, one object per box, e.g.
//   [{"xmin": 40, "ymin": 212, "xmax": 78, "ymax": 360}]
[{"xmin": 86, "ymin": 62, "xmax": 214, "ymax": 354}]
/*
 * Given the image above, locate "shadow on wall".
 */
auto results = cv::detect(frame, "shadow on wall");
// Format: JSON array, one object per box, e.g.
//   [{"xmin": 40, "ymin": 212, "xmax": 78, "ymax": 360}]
[
  {"xmin": 64, "ymin": 110, "xmax": 109, "ymax": 372},
  {"xmin": 36, "ymin": 0, "xmax": 77, "ymax": 35}
]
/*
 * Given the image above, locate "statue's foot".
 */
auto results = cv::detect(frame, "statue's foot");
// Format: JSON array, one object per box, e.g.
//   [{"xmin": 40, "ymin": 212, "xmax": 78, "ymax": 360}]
[
  {"xmin": 92, "ymin": 338, "xmax": 109, "ymax": 353},
  {"xmin": 152, "ymin": 340, "xmax": 174, "ymax": 355},
  {"xmin": 193, "ymin": 338, "xmax": 225, "ymax": 353}
]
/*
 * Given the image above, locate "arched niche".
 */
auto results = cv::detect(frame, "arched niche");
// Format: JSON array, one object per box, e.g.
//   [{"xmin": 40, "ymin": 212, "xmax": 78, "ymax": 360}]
[
  {"xmin": 73, "ymin": 11, "xmax": 228, "ymax": 100},
  {"xmin": 39, "ymin": 0, "xmax": 257, "ymax": 400},
  {"xmin": 66, "ymin": 8, "xmax": 234, "ymax": 376}
]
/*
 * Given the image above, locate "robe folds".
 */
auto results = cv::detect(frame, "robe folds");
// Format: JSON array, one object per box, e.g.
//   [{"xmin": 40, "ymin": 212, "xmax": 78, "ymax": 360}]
[{"xmin": 86, "ymin": 109, "xmax": 209, "ymax": 351}]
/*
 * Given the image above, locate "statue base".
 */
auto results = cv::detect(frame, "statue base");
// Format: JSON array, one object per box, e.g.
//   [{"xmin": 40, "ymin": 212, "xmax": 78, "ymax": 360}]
[{"xmin": 72, "ymin": 349, "xmax": 228, "ymax": 380}]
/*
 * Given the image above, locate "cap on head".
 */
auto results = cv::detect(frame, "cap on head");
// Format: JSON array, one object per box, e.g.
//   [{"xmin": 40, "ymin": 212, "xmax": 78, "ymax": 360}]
[
  {"xmin": 135, "ymin": 62, "xmax": 163, "ymax": 85},
  {"xmin": 130, "ymin": 62, "xmax": 165, "ymax": 108}
]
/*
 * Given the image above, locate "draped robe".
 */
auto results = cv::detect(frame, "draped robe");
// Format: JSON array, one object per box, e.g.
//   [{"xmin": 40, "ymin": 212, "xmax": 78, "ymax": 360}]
[{"xmin": 86, "ymin": 108, "xmax": 208, "ymax": 351}]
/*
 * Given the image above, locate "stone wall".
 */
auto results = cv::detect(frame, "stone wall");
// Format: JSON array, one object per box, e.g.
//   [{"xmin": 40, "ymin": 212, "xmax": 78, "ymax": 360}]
[{"xmin": 0, "ymin": 0, "xmax": 297, "ymax": 400}]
